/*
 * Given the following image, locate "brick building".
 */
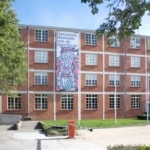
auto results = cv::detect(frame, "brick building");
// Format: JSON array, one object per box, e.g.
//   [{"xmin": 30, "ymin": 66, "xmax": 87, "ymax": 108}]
[{"xmin": 1, "ymin": 24, "xmax": 150, "ymax": 120}]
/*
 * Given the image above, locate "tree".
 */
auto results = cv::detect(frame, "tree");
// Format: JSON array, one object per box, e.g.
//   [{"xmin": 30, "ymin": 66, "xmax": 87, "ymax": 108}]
[
  {"xmin": 81, "ymin": 0, "xmax": 150, "ymax": 39},
  {"xmin": 0, "ymin": 0, "xmax": 27, "ymax": 94}
]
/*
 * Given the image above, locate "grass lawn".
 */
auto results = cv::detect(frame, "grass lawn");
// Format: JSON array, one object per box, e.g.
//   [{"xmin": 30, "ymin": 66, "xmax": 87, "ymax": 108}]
[{"xmin": 42, "ymin": 118, "xmax": 150, "ymax": 129}]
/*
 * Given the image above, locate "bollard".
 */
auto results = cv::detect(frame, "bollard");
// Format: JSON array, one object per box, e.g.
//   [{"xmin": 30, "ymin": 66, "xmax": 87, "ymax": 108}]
[{"xmin": 68, "ymin": 120, "xmax": 75, "ymax": 138}]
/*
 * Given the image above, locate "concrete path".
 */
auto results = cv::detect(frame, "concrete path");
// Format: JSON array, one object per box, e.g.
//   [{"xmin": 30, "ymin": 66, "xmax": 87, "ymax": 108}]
[{"xmin": 1, "ymin": 122, "xmax": 150, "ymax": 150}]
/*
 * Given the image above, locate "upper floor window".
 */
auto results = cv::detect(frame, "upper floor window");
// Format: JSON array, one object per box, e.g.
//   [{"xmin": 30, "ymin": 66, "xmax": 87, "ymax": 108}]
[
  {"xmin": 131, "ymin": 95, "xmax": 141, "ymax": 109},
  {"xmin": 108, "ymin": 36, "xmax": 120, "ymax": 47},
  {"xmin": 35, "ymin": 51, "xmax": 48, "ymax": 63},
  {"xmin": 147, "ymin": 38, "xmax": 150, "ymax": 50},
  {"xmin": 109, "ymin": 74, "xmax": 120, "ymax": 86},
  {"xmin": 86, "ymin": 53, "xmax": 97, "ymax": 65},
  {"xmin": 35, "ymin": 29, "xmax": 48, "ymax": 42},
  {"xmin": 35, "ymin": 94, "xmax": 48, "ymax": 110},
  {"xmin": 86, "ymin": 94, "xmax": 98, "ymax": 110},
  {"xmin": 130, "ymin": 37, "xmax": 141, "ymax": 49},
  {"xmin": 131, "ymin": 56, "xmax": 141, "ymax": 68},
  {"xmin": 109, "ymin": 94, "xmax": 120, "ymax": 109},
  {"xmin": 109, "ymin": 55, "xmax": 120, "ymax": 67},
  {"xmin": 147, "ymin": 58, "xmax": 150, "ymax": 68},
  {"xmin": 86, "ymin": 74, "xmax": 97, "ymax": 86},
  {"xmin": 8, "ymin": 94, "xmax": 21, "ymax": 110},
  {"xmin": 34, "ymin": 72, "xmax": 48, "ymax": 85},
  {"xmin": 85, "ymin": 33, "xmax": 97, "ymax": 45},
  {"xmin": 19, "ymin": 28, "xmax": 21, "ymax": 35},
  {"xmin": 61, "ymin": 94, "xmax": 73, "ymax": 110},
  {"xmin": 131, "ymin": 75, "xmax": 141, "ymax": 87}
]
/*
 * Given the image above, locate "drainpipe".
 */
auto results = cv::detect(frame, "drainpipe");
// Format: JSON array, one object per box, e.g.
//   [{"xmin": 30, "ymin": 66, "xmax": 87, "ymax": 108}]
[{"xmin": 27, "ymin": 26, "xmax": 30, "ymax": 117}]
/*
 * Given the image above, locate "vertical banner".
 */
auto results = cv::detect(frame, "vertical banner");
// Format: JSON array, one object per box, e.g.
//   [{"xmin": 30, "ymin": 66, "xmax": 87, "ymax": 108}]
[{"xmin": 56, "ymin": 31, "xmax": 79, "ymax": 92}]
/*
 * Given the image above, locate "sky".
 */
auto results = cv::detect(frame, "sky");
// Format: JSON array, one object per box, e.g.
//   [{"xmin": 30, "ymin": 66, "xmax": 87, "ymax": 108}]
[{"xmin": 13, "ymin": 0, "xmax": 150, "ymax": 36}]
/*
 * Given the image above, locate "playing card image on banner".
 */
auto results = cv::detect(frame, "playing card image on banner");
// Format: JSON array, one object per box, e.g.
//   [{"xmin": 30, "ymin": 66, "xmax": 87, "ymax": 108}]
[{"xmin": 56, "ymin": 31, "xmax": 79, "ymax": 92}]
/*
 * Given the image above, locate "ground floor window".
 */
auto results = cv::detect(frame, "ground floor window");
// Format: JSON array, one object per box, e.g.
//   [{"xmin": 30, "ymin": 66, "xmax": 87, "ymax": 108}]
[
  {"xmin": 35, "ymin": 94, "xmax": 48, "ymax": 110},
  {"xmin": 86, "ymin": 94, "xmax": 98, "ymax": 110},
  {"xmin": 109, "ymin": 94, "xmax": 120, "ymax": 109},
  {"xmin": 8, "ymin": 94, "xmax": 21, "ymax": 110},
  {"xmin": 61, "ymin": 94, "xmax": 73, "ymax": 110},
  {"xmin": 131, "ymin": 95, "xmax": 141, "ymax": 109}
]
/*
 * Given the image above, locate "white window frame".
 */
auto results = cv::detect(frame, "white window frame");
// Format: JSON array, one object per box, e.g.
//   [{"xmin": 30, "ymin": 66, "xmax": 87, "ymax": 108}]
[
  {"xmin": 130, "ymin": 37, "xmax": 141, "ymax": 49},
  {"xmin": 34, "ymin": 72, "xmax": 48, "ymax": 85},
  {"xmin": 61, "ymin": 94, "xmax": 73, "ymax": 110},
  {"xmin": 108, "ymin": 36, "xmax": 120, "ymax": 47},
  {"xmin": 131, "ymin": 95, "xmax": 141, "ymax": 109},
  {"xmin": 86, "ymin": 74, "xmax": 98, "ymax": 86},
  {"xmin": 131, "ymin": 56, "xmax": 141, "ymax": 68},
  {"xmin": 7, "ymin": 94, "xmax": 21, "ymax": 110},
  {"xmin": 131, "ymin": 75, "xmax": 141, "ymax": 87},
  {"xmin": 35, "ymin": 51, "xmax": 48, "ymax": 63},
  {"xmin": 86, "ymin": 53, "xmax": 97, "ymax": 65},
  {"xmin": 86, "ymin": 94, "xmax": 98, "ymax": 110},
  {"xmin": 109, "ymin": 55, "xmax": 120, "ymax": 67},
  {"xmin": 35, "ymin": 29, "xmax": 48, "ymax": 42},
  {"xmin": 85, "ymin": 33, "xmax": 97, "ymax": 45},
  {"xmin": 35, "ymin": 94, "xmax": 48, "ymax": 110},
  {"xmin": 109, "ymin": 94, "xmax": 120, "ymax": 109},
  {"xmin": 109, "ymin": 74, "xmax": 120, "ymax": 86}
]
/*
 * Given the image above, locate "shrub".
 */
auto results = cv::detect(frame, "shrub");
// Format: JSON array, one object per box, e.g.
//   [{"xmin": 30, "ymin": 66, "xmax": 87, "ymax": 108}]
[{"xmin": 137, "ymin": 112, "xmax": 150, "ymax": 120}]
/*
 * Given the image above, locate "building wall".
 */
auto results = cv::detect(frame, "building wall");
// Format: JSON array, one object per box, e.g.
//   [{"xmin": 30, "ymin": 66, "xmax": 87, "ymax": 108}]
[{"xmin": 1, "ymin": 25, "xmax": 150, "ymax": 120}]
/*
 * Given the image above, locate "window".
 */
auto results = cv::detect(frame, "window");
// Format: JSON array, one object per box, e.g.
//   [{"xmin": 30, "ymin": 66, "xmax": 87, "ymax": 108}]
[
  {"xmin": 34, "ymin": 72, "xmax": 48, "ymax": 85},
  {"xmin": 131, "ymin": 95, "xmax": 141, "ymax": 109},
  {"xmin": 109, "ymin": 74, "xmax": 120, "ymax": 86},
  {"xmin": 130, "ymin": 37, "xmax": 141, "ymax": 49},
  {"xmin": 147, "ymin": 38, "xmax": 150, "ymax": 50},
  {"xmin": 35, "ymin": 29, "xmax": 48, "ymax": 42},
  {"xmin": 109, "ymin": 94, "xmax": 120, "ymax": 109},
  {"xmin": 148, "ymin": 76, "xmax": 150, "ymax": 87},
  {"xmin": 109, "ymin": 55, "xmax": 120, "ymax": 66},
  {"xmin": 131, "ymin": 56, "xmax": 141, "ymax": 68},
  {"xmin": 86, "ymin": 53, "xmax": 97, "ymax": 65},
  {"xmin": 86, "ymin": 94, "xmax": 98, "ymax": 109},
  {"xmin": 147, "ymin": 58, "xmax": 150, "ymax": 68},
  {"xmin": 8, "ymin": 94, "xmax": 21, "ymax": 110},
  {"xmin": 19, "ymin": 28, "xmax": 22, "ymax": 36},
  {"xmin": 108, "ymin": 36, "xmax": 120, "ymax": 47},
  {"xmin": 35, "ymin": 51, "xmax": 48, "ymax": 63},
  {"xmin": 86, "ymin": 74, "xmax": 97, "ymax": 86},
  {"xmin": 61, "ymin": 95, "xmax": 73, "ymax": 110},
  {"xmin": 35, "ymin": 94, "xmax": 48, "ymax": 110},
  {"xmin": 131, "ymin": 75, "xmax": 141, "ymax": 87},
  {"xmin": 85, "ymin": 33, "xmax": 97, "ymax": 45}
]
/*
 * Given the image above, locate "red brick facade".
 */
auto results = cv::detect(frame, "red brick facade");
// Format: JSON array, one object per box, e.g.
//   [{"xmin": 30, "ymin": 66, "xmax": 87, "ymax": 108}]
[{"xmin": 1, "ymin": 25, "xmax": 150, "ymax": 120}]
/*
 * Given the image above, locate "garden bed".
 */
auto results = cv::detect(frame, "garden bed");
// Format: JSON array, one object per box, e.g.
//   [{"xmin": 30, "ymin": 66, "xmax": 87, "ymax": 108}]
[{"xmin": 40, "ymin": 122, "xmax": 68, "ymax": 136}]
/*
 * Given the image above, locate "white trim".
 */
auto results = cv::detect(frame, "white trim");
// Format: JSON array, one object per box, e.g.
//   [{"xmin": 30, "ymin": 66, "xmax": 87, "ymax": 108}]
[{"xmin": 26, "ymin": 47, "xmax": 54, "ymax": 51}]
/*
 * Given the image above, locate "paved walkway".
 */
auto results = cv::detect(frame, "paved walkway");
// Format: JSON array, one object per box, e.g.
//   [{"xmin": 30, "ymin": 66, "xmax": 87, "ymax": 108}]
[{"xmin": 0, "ymin": 121, "xmax": 150, "ymax": 150}]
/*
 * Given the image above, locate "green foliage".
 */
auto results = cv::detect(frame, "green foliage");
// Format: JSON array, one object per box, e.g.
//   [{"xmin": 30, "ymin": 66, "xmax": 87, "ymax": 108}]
[
  {"xmin": 107, "ymin": 145, "xmax": 150, "ymax": 150},
  {"xmin": 42, "ymin": 118, "xmax": 150, "ymax": 129},
  {"xmin": 137, "ymin": 113, "xmax": 150, "ymax": 120},
  {"xmin": 40, "ymin": 121, "xmax": 68, "ymax": 136},
  {"xmin": 140, "ymin": 146, "xmax": 150, "ymax": 150},
  {"xmin": 0, "ymin": 0, "xmax": 27, "ymax": 94},
  {"xmin": 81, "ymin": 0, "xmax": 150, "ymax": 39},
  {"xmin": 107, "ymin": 145, "xmax": 141, "ymax": 150}
]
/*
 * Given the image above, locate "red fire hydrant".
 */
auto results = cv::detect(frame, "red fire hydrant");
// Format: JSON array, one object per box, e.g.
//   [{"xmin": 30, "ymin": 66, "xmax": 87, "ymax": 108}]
[{"xmin": 68, "ymin": 120, "xmax": 76, "ymax": 138}]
